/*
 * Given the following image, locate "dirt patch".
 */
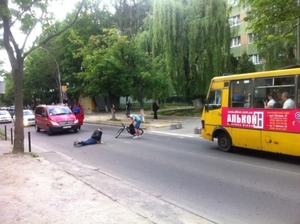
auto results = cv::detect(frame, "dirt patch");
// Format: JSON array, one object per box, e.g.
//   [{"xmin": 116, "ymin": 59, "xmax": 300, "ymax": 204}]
[{"xmin": 0, "ymin": 153, "xmax": 151, "ymax": 224}]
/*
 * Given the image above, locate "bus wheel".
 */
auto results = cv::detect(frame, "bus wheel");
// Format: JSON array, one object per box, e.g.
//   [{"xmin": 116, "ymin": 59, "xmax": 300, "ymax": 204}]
[{"xmin": 218, "ymin": 133, "xmax": 232, "ymax": 152}]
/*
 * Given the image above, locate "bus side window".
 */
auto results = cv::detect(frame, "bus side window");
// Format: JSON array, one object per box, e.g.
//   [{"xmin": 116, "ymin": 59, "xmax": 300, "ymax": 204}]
[
  {"xmin": 230, "ymin": 79, "xmax": 252, "ymax": 108},
  {"xmin": 254, "ymin": 76, "xmax": 296, "ymax": 109}
]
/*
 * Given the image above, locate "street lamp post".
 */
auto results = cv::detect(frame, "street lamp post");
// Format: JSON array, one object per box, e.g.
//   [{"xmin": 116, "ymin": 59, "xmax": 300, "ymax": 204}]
[{"xmin": 39, "ymin": 47, "xmax": 63, "ymax": 104}]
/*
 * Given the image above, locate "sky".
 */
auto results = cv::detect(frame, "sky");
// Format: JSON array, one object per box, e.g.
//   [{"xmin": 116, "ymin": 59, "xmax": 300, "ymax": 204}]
[{"xmin": 0, "ymin": 0, "xmax": 81, "ymax": 74}]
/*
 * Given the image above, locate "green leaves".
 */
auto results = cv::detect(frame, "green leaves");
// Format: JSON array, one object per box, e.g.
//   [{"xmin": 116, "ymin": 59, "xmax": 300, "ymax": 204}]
[
  {"xmin": 240, "ymin": 0, "xmax": 299, "ymax": 68},
  {"xmin": 236, "ymin": 52, "xmax": 256, "ymax": 74},
  {"xmin": 151, "ymin": 0, "xmax": 231, "ymax": 100}
]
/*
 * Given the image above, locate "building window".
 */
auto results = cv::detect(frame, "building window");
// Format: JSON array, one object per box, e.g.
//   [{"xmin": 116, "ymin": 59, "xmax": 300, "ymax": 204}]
[
  {"xmin": 229, "ymin": 15, "xmax": 240, "ymax": 27},
  {"xmin": 248, "ymin": 33, "xmax": 256, "ymax": 44},
  {"xmin": 249, "ymin": 54, "xmax": 262, "ymax": 64},
  {"xmin": 231, "ymin": 36, "xmax": 241, "ymax": 48}
]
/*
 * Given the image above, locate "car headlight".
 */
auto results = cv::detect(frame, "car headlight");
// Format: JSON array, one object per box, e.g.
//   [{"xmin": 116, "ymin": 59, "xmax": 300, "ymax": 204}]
[{"xmin": 50, "ymin": 121, "xmax": 60, "ymax": 126}]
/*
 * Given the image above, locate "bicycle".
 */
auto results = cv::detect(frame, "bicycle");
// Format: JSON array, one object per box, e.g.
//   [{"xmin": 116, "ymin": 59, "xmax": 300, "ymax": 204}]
[{"xmin": 115, "ymin": 122, "xmax": 144, "ymax": 138}]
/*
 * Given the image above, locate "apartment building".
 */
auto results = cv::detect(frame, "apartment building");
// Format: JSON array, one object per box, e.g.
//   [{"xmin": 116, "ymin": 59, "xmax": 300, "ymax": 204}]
[{"xmin": 228, "ymin": 0, "xmax": 262, "ymax": 66}]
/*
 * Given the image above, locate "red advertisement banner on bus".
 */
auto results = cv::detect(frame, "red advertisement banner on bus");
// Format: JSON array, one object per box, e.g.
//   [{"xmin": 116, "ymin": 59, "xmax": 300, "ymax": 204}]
[{"xmin": 221, "ymin": 107, "xmax": 300, "ymax": 133}]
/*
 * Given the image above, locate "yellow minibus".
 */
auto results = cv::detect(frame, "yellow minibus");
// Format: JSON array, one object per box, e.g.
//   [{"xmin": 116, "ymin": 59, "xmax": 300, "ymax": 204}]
[{"xmin": 201, "ymin": 67, "xmax": 300, "ymax": 156}]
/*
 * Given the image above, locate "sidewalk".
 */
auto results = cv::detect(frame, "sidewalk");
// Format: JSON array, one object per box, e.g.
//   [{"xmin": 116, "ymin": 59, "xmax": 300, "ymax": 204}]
[
  {"xmin": 0, "ymin": 112, "xmax": 209, "ymax": 224},
  {"xmin": 83, "ymin": 110, "xmax": 202, "ymax": 135},
  {"xmin": 83, "ymin": 110, "xmax": 188, "ymax": 128}
]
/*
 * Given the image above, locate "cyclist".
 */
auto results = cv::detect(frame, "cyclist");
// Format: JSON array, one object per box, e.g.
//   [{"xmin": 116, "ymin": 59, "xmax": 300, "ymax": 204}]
[{"xmin": 126, "ymin": 113, "xmax": 141, "ymax": 139}]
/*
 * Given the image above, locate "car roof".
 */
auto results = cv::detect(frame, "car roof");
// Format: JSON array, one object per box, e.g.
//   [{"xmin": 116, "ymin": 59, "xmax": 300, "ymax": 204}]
[
  {"xmin": 37, "ymin": 104, "xmax": 68, "ymax": 107},
  {"xmin": 0, "ymin": 110, "xmax": 10, "ymax": 113}
]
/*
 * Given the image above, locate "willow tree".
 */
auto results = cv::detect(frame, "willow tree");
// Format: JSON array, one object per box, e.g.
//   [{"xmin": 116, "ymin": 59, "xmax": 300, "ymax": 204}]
[
  {"xmin": 151, "ymin": 0, "xmax": 231, "ymax": 108},
  {"xmin": 112, "ymin": 0, "xmax": 151, "ymax": 38}
]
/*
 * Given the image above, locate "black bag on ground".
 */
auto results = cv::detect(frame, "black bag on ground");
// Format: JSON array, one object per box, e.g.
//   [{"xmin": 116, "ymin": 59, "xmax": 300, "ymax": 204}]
[{"xmin": 129, "ymin": 124, "xmax": 135, "ymax": 135}]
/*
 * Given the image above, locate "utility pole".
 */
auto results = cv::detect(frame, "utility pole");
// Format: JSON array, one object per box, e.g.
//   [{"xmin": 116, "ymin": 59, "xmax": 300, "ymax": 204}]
[{"xmin": 39, "ymin": 47, "xmax": 63, "ymax": 103}]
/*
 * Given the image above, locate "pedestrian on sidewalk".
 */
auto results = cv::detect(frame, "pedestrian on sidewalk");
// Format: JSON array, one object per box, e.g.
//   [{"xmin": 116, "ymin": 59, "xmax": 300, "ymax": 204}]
[
  {"xmin": 126, "ymin": 100, "xmax": 132, "ymax": 114},
  {"xmin": 152, "ymin": 100, "xmax": 159, "ymax": 119},
  {"xmin": 126, "ymin": 113, "xmax": 141, "ymax": 139},
  {"xmin": 74, "ymin": 127, "xmax": 103, "ymax": 146}
]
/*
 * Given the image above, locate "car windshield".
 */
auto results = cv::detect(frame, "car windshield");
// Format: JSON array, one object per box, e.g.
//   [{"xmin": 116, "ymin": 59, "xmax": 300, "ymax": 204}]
[
  {"xmin": 48, "ymin": 106, "xmax": 72, "ymax": 115},
  {"xmin": 0, "ymin": 111, "xmax": 9, "ymax": 115},
  {"xmin": 23, "ymin": 110, "xmax": 34, "ymax": 116}
]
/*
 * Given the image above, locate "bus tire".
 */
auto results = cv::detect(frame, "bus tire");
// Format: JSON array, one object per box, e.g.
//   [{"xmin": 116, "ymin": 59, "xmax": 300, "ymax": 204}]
[{"xmin": 218, "ymin": 132, "xmax": 232, "ymax": 152}]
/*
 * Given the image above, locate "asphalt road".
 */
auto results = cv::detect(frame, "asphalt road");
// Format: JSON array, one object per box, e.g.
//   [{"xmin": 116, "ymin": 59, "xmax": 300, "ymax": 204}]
[{"xmin": 1, "ymin": 122, "xmax": 300, "ymax": 224}]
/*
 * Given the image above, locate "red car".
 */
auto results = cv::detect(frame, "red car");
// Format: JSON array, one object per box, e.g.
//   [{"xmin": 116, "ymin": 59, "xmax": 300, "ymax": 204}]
[{"xmin": 34, "ymin": 104, "xmax": 80, "ymax": 136}]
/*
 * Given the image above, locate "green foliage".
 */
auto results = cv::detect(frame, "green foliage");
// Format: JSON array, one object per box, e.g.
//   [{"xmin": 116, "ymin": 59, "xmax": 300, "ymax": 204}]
[
  {"xmin": 57, "ymin": 3, "xmax": 116, "ymax": 100},
  {"xmin": 24, "ymin": 49, "xmax": 60, "ymax": 104},
  {"xmin": 240, "ymin": 0, "xmax": 299, "ymax": 40},
  {"xmin": 78, "ymin": 29, "xmax": 133, "ymax": 97},
  {"xmin": 76, "ymin": 27, "xmax": 174, "ymax": 108},
  {"xmin": 158, "ymin": 108, "xmax": 201, "ymax": 117},
  {"xmin": 229, "ymin": 54, "xmax": 238, "ymax": 74},
  {"xmin": 29, "ymin": 152, "xmax": 39, "ymax": 158},
  {"xmin": 112, "ymin": 0, "xmax": 152, "ymax": 38},
  {"xmin": 236, "ymin": 52, "xmax": 256, "ymax": 74},
  {"xmin": 240, "ymin": 0, "xmax": 298, "ymax": 68},
  {"xmin": 22, "ymin": 1, "xmax": 116, "ymax": 103},
  {"xmin": 151, "ymin": 0, "xmax": 231, "ymax": 101}
]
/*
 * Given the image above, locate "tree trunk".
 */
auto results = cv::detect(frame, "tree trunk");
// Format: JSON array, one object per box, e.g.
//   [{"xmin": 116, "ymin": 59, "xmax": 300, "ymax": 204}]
[
  {"xmin": 138, "ymin": 95, "xmax": 145, "ymax": 123},
  {"xmin": 111, "ymin": 108, "xmax": 115, "ymax": 120},
  {"xmin": 192, "ymin": 98, "xmax": 203, "ymax": 110},
  {"xmin": 140, "ymin": 108, "xmax": 145, "ymax": 123},
  {"xmin": 12, "ymin": 62, "xmax": 25, "ymax": 153}
]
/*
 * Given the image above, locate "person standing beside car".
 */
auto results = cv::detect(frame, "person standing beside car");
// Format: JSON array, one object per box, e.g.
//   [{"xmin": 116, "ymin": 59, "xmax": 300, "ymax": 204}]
[{"xmin": 73, "ymin": 100, "xmax": 84, "ymax": 129}]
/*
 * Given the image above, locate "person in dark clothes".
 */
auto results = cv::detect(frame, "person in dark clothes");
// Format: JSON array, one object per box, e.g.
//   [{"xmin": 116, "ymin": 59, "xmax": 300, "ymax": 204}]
[
  {"xmin": 152, "ymin": 100, "xmax": 159, "ymax": 119},
  {"xmin": 126, "ymin": 100, "xmax": 132, "ymax": 114}
]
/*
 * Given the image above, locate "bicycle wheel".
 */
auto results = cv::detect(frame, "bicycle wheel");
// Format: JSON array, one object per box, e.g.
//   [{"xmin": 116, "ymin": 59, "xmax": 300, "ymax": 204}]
[
  {"xmin": 139, "ymin": 128, "xmax": 144, "ymax": 136},
  {"xmin": 115, "ymin": 127, "xmax": 124, "ymax": 138}
]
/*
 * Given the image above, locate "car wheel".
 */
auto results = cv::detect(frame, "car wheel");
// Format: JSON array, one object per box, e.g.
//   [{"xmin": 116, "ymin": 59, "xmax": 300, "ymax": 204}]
[
  {"xmin": 35, "ymin": 124, "xmax": 40, "ymax": 132},
  {"xmin": 46, "ymin": 126, "xmax": 52, "ymax": 136},
  {"xmin": 74, "ymin": 129, "xmax": 78, "ymax": 133}
]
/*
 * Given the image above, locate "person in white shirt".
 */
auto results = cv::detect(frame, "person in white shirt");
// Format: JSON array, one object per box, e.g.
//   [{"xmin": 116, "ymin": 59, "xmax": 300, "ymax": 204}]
[
  {"xmin": 281, "ymin": 92, "xmax": 295, "ymax": 109},
  {"xmin": 263, "ymin": 93, "xmax": 275, "ymax": 108}
]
